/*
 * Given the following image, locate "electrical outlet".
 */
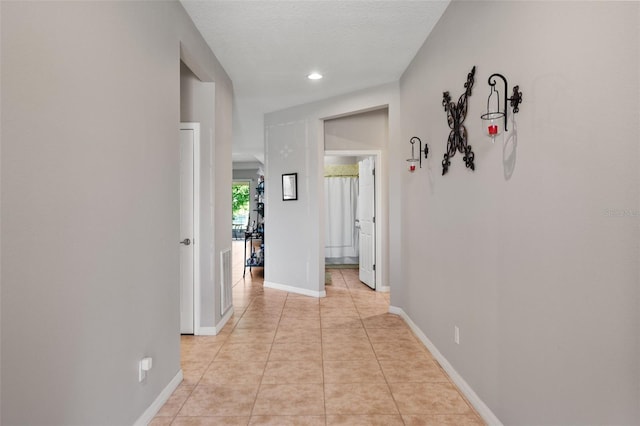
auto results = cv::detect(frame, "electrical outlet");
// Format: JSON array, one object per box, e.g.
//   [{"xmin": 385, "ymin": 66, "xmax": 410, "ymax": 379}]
[
  {"xmin": 454, "ymin": 326, "xmax": 460, "ymax": 344},
  {"xmin": 138, "ymin": 361, "xmax": 146, "ymax": 382},
  {"xmin": 138, "ymin": 357, "xmax": 153, "ymax": 382}
]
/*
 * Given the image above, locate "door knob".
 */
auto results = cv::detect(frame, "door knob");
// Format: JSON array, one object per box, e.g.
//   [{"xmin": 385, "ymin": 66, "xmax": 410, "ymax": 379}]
[{"xmin": 180, "ymin": 238, "xmax": 191, "ymax": 246}]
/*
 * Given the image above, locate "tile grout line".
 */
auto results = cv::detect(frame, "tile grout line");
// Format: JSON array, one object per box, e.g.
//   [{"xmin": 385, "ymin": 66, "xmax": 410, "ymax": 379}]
[
  {"xmin": 231, "ymin": 277, "xmax": 262, "ymax": 424},
  {"xmin": 208, "ymin": 273, "xmax": 259, "ymax": 423},
  {"xmin": 354, "ymin": 268, "xmax": 407, "ymax": 425},
  {"xmin": 165, "ymin": 261, "xmax": 482, "ymax": 425},
  {"xmin": 247, "ymin": 290, "xmax": 285, "ymax": 421}
]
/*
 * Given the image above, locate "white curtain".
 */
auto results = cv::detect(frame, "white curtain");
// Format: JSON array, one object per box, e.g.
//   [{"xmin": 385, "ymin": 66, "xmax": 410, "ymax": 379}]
[{"xmin": 324, "ymin": 177, "xmax": 359, "ymax": 263}]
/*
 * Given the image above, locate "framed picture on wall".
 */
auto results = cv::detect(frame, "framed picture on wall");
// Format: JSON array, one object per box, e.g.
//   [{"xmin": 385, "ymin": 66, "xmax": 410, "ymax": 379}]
[{"xmin": 282, "ymin": 173, "xmax": 298, "ymax": 201}]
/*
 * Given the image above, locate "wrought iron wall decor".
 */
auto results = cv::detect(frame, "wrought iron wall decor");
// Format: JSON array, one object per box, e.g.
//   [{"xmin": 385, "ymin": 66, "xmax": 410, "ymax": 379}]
[
  {"xmin": 406, "ymin": 136, "xmax": 429, "ymax": 172},
  {"xmin": 480, "ymin": 73, "xmax": 523, "ymax": 140},
  {"xmin": 442, "ymin": 66, "xmax": 476, "ymax": 175}
]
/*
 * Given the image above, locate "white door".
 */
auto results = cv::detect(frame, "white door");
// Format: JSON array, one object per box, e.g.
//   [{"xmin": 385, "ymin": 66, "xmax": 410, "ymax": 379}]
[
  {"xmin": 358, "ymin": 157, "xmax": 375, "ymax": 289},
  {"xmin": 179, "ymin": 126, "xmax": 195, "ymax": 334}
]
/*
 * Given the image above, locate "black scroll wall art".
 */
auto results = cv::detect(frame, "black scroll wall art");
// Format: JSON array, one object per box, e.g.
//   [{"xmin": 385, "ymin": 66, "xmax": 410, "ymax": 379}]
[{"xmin": 441, "ymin": 66, "xmax": 476, "ymax": 175}]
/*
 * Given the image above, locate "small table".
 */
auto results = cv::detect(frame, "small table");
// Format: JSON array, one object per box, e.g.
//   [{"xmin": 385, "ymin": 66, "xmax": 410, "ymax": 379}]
[{"xmin": 243, "ymin": 231, "xmax": 264, "ymax": 277}]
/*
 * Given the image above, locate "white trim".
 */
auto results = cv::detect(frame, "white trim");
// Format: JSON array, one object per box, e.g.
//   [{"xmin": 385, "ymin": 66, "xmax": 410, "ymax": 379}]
[
  {"xmin": 195, "ymin": 327, "xmax": 217, "ymax": 336},
  {"xmin": 324, "ymin": 149, "xmax": 384, "ymax": 292},
  {"xmin": 389, "ymin": 305, "xmax": 503, "ymax": 426},
  {"xmin": 264, "ymin": 280, "xmax": 326, "ymax": 298},
  {"xmin": 133, "ymin": 369, "xmax": 183, "ymax": 426},
  {"xmin": 193, "ymin": 125, "xmax": 201, "ymax": 335},
  {"xmin": 196, "ymin": 307, "xmax": 235, "ymax": 335},
  {"xmin": 216, "ymin": 306, "xmax": 234, "ymax": 333},
  {"xmin": 180, "ymin": 123, "xmax": 201, "ymax": 334},
  {"xmin": 377, "ymin": 285, "xmax": 390, "ymax": 293}
]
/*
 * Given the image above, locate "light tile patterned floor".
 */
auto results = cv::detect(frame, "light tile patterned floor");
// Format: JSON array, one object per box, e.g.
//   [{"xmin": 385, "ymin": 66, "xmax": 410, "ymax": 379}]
[{"xmin": 151, "ymin": 241, "xmax": 485, "ymax": 425}]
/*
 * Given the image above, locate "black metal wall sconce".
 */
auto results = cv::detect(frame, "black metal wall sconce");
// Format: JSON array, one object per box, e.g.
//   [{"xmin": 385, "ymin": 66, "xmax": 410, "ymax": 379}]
[
  {"xmin": 480, "ymin": 73, "xmax": 523, "ymax": 142},
  {"xmin": 406, "ymin": 136, "xmax": 428, "ymax": 172}
]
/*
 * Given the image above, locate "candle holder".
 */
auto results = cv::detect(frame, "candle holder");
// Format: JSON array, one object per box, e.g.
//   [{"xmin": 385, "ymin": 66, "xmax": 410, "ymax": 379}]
[
  {"xmin": 480, "ymin": 73, "xmax": 522, "ymax": 142},
  {"xmin": 480, "ymin": 84, "xmax": 505, "ymax": 142},
  {"xmin": 406, "ymin": 136, "xmax": 428, "ymax": 172}
]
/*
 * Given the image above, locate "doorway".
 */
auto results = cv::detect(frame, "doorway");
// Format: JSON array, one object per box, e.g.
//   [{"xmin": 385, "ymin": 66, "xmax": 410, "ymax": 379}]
[
  {"xmin": 180, "ymin": 58, "xmax": 218, "ymax": 335},
  {"xmin": 324, "ymin": 151, "xmax": 381, "ymax": 290}
]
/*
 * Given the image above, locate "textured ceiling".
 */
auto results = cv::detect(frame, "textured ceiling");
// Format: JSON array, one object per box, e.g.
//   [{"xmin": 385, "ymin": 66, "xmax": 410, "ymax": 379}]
[{"xmin": 180, "ymin": 0, "xmax": 450, "ymax": 162}]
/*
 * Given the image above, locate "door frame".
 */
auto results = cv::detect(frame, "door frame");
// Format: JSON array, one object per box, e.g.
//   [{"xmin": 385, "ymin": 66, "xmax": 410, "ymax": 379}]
[
  {"xmin": 180, "ymin": 122, "xmax": 201, "ymax": 333},
  {"xmin": 324, "ymin": 150, "xmax": 383, "ymax": 291}
]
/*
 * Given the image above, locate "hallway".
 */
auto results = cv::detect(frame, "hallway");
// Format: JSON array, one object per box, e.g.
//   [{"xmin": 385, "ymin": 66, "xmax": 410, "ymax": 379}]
[{"xmin": 151, "ymin": 241, "xmax": 484, "ymax": 425}]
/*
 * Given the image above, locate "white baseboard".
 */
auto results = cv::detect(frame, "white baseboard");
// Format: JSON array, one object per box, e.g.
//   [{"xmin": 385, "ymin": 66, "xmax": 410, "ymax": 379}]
[
  {"xmin": 216, "ymin": 307, "xmax": 234, "ymax": 333},
  {"xmin": 377, "ymin": 285, "xmax": 390, "ymax": 293},
  {"xmin": 133, "ymin": 369, "xmax": 183, "ymax": 426},
  {"xmin": 196, "ymin": 307, "xmax": 234, "ymax": 336},
  {"xmin": 264, "ymin": 281, "xmax": 326, "ymax": 298},
  {"xmin": 389, "ymin": 305, "xmax": 503, "ymax": 426},
  {"xmin": 196, "ymin": 327, "xmax": 217, "ymax": 336}
]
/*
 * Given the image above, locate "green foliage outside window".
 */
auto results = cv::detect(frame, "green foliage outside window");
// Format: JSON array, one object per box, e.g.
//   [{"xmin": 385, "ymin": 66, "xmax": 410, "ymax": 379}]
[{"xmin": 232, "ymin": 183, "xmax": 250, "ymax": 222}]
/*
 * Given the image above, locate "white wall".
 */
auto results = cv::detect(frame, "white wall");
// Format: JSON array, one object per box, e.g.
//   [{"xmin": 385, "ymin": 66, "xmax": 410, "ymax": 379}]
[
  {"xmin": 264, "ymin": 83, "xmax": 401, "ymax": 297},
  {"xmin": 324, "ymin": 156, "xmax": 357, "ymax": 166},
  {"xmin": 1, "ymin": 1, "xmax": 232, "ymax": 424},
  {"xmin": 396, "ymin": 1, "xmax": 639, "ymax": 424},
  {"xmin": 324, "ymin": 108, "xmax": 388, "ymax": 151},
  {"xmin": 233, "ymin": 103, "xmax": 266, "ymax": 163},
  {"xmin": 264, "ymin": 119, "xmax": 321, "ymax": 295}
]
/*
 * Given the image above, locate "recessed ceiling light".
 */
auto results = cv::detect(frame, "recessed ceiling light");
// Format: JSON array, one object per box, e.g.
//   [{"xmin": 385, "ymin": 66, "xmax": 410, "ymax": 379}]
[{"xmin": 307, "ymin": 72, "xmax": 323, "ymax": 80}]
